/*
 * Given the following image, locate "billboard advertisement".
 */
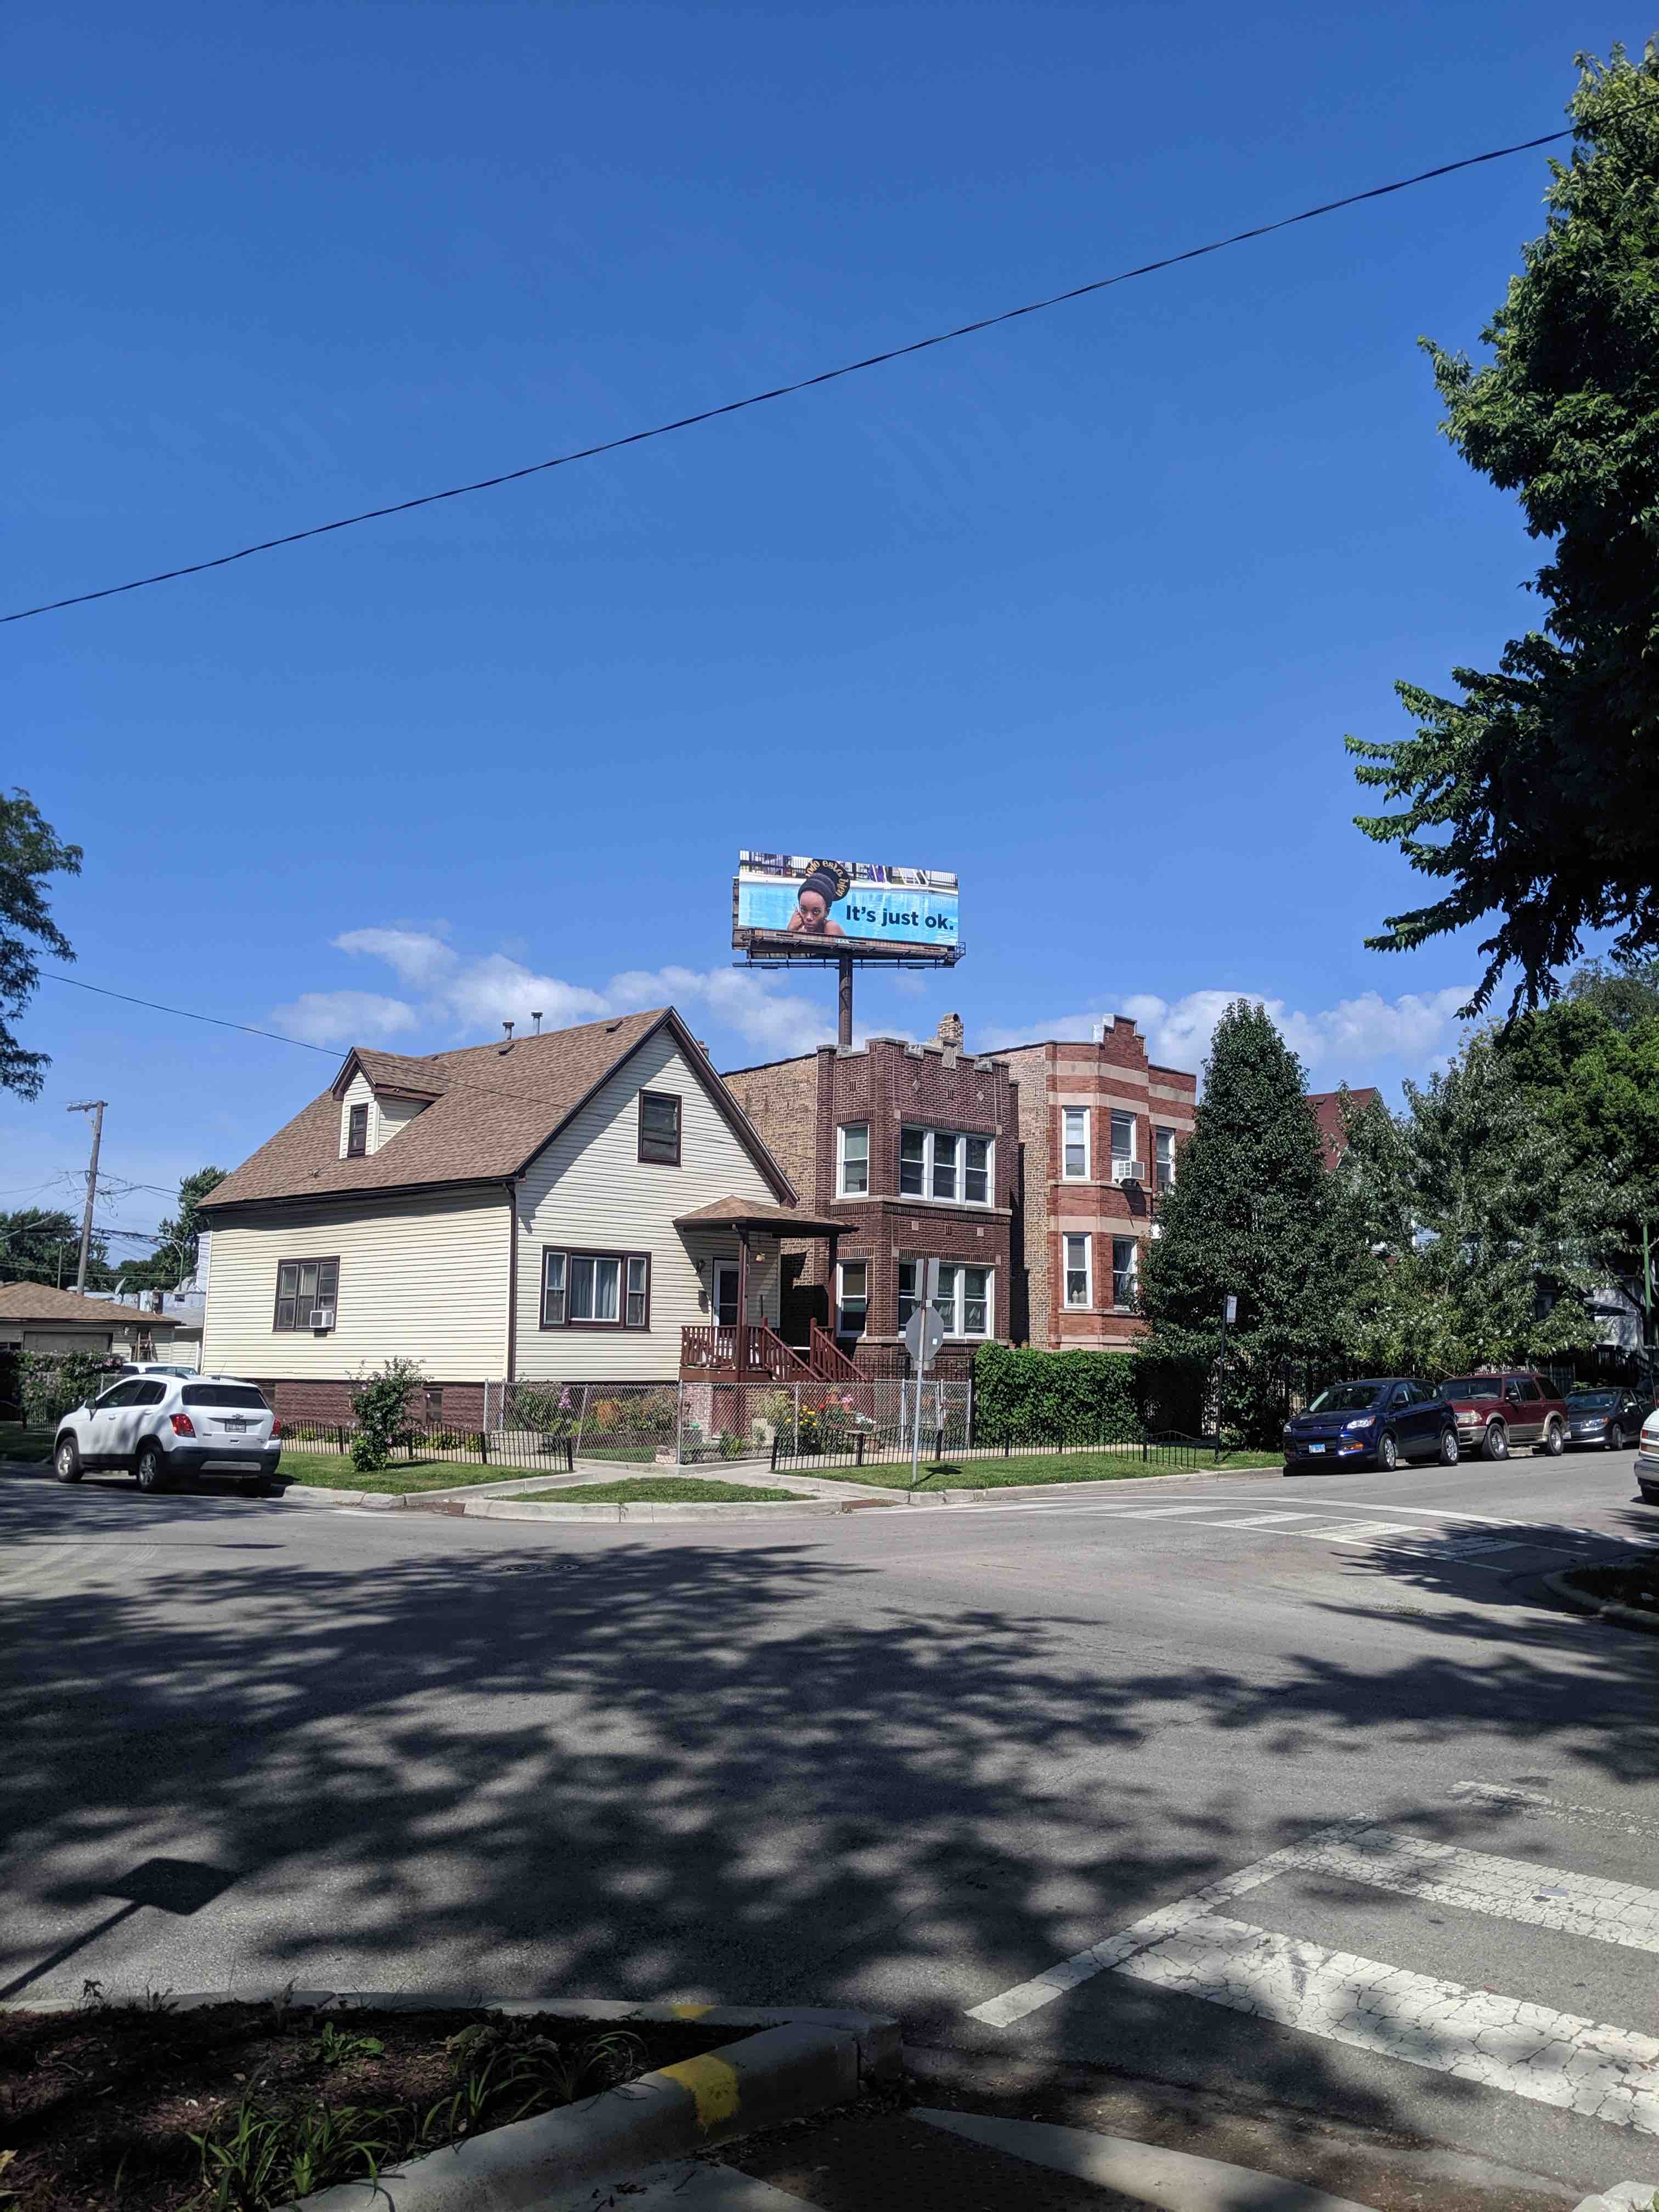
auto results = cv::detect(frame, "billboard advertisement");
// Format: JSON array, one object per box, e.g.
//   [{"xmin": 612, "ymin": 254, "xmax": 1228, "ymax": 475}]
[{"xmin": 733, "ymin": 852, "xmax": 961, "ymax": 958}]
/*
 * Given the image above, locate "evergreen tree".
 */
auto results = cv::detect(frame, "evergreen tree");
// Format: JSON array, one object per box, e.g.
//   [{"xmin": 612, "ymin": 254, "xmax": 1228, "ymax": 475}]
[{"xmin": 1138, "ymin": 1002, "xmax": 1353, "ymax": 1443}]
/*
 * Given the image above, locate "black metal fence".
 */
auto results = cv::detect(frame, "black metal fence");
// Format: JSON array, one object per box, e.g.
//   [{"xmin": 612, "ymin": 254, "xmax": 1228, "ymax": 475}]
[
  {"xmin": 278, "ymin": 1418, "xmax": 577, "ymax": 1474},
  {"xmin": 770, "ymin": 1419, "xmax": 1222, "ymax": 1476}
]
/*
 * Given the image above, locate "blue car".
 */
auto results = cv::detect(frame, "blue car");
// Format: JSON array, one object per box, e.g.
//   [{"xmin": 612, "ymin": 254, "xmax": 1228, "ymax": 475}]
[{"xmin": 1283, "ymin": 1378, "xmax": 1459, "ymax": 1472}]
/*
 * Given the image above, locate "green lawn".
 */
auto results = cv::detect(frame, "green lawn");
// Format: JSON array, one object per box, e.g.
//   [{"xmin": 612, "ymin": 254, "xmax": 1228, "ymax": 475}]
[
  {"xmin": 493, "ymin": 1476, "xmax": 803, "ymax": 1505},
  {"xmin": 797, "ymin": 1447, "xmax": 1285, "ymax": 1490},
  {"xmin": 275, "ymin": 1450, "xmax": 512, "ymax": 1495},
  {"xmin": 0, "ymin": 1425, "xmax": 54, "ymax": 1464}
]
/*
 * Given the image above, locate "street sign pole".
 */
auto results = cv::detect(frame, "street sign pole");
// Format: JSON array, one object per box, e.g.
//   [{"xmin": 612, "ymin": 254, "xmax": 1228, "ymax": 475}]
[
  {"xmin": 1218, "ymin": 1293, "xmax": 1237, "ymax": 1460},
  {"xmin": 905, "ymin": 1261, "xmax": 944, "ymax": 1492}
]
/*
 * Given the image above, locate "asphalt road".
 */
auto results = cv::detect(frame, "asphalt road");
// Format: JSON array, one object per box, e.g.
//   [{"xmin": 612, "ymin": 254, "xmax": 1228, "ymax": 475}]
[{"xmin": 3, "ymin": 1447, "xmax": 1657, "ymax": 2199}]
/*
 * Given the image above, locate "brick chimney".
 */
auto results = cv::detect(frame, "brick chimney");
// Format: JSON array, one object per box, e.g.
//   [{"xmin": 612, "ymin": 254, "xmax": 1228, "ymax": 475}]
[{"xmin": 936, "ymin": 1011, "xmax": 964, "ymax": 1049}]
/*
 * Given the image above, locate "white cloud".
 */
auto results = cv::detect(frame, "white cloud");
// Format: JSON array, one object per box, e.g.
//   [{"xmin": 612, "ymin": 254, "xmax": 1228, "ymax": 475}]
[
  {"xmin": 977, "ymin": 984, "xmax": 1472, "ymax": 1086},
  {"xmin": 269, "ymin": 990, "xmax": 422, "ymax": 1047},
  {"xmin": 291, "ymin": 930, "xmax": 836, "ymax": 1064}
]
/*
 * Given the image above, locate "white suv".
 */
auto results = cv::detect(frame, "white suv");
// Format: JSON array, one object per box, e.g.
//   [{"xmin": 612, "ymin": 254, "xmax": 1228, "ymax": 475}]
[{"xmin": 53, "ymin": 1374, "xmax": 281, "ymax": 1494}]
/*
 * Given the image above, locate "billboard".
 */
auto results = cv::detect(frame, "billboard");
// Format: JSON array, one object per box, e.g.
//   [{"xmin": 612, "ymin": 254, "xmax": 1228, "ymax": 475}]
[{"xmin": 733, "ymin": 851, "xmax": 961, "ymax": 958}]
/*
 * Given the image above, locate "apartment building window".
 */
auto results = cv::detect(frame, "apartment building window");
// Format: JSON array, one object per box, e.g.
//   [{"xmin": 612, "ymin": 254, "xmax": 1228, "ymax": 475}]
[
  {"xmin": 637, "ymin": 1091, "xmax": 681, "ymax": 1166},
  {"xmin": 899, "ymin": 1126, "xmax": 994, "ymax": 1204},
  {"xmin": 1064, "ymin": 1233, "xmax": 1092, "ymax": 1309},
  {"xmin": 1111, "ymin": 1237, "xmax": 1138, "ymax": 1310},
  {"xmin": 274, "ymin": 1257, "xmax": 338, "ymax": 1331},
  {"xmin": 837, "ymin": 1259, "xmax": 868, "ymax": 1338},
  {"xmin": 1155, "ymin": 1126, "xmax": 1176, "ymax": 1192},
  {"xmin": 543, "ymin": 1249, "xmax": 651, "ymax": 1328},
  {"xmin": 837, "ymin": 1123, "xmax": 869, "ymax": 1196},
  {"xmin": 898, "ymin": 1257, "xmax": 993, "ymax": 1337},
  {"xmin": 346, "ymin": 1103, "xmax": 368, "ymax": 1158},
  {"xmin": 1110, "ymin": 1110, "xmax": 1139, "ymax": 1177},
  {"xmin": 1062, "ymin": 1107, "xmax": 1089, "ymax": 1180}
]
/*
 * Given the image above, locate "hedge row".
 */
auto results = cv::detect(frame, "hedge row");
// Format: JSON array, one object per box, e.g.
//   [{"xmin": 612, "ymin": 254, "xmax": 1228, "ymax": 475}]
[{"xmin": 971, "ymin": 1343, "xmax": 1142, "ymax": 1441}]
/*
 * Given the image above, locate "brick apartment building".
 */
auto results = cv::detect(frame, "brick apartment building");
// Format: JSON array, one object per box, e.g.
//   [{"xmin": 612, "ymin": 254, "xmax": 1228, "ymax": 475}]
[
  {"xmin": 722, "ymin": 1019, "xmax": 1018, "ymax": 1376},
  {"xmin": 997, "ymin": 1020, "xmax": 1197, "ymax": 1352}
]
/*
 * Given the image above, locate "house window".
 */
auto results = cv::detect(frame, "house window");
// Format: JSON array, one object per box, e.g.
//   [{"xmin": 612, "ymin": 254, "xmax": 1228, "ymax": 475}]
[
  {"xmin": 274, "ymin": 1257, "xmax": 339, "ymax": 1331},
  {"xmin": 1155, "ymin": 1126, "xmax": 1176, "ymax": 1192},
  {"xmin": 899, "ymin": 1256, "xmax": 994, "ymax": 1337},
  {"xmin": 838, "ymin": 1124, "xmax": 869, "ymax": 1197},
  {"xmin": 1111, "ymin": 1237, "xmax": 1138, "ymax": 1310},
  {"xmin": 1064, "ymin": 1233, "xmax": 1092, "ymax": 1308},
  {"xmin": 346, "ymin": 1103, "xmax": 368, "ymax": 1158},
  {"xmin": 638, "ymin": 1091, "xmax": 681, "ymax": 1166},
  {"xmin": 1062, "ymin": 1107, "xmax": 1089, "ymax": 1180},
  {"xmin": 899, "ymin": 1126, "xmax": 994, "ymax": 1204},
  {"xmin": 837, "ymin": 1259, "xmax": 868, "ymax": 1339},
  {"xmin": 543, "ymin": 1248, "xmax": 650, "ymax": 1328},
  {"xmin": 1110, "ymin": 1110, "xmax": 1138, "ymax": 1176}
]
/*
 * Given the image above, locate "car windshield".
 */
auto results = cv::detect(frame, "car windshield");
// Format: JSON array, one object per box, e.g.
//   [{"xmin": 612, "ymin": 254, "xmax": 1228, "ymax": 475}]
[
  {"xmin": 1441, "ymin": 1377, "xmax": 1502, "ymax": 1400},
  {"xmin": 1308, "ymin": 1384, "xmax": 1382, "ymax": 1413},
  {"xmin": 1568, "ymin": 1391, "xmax": 1618, "ymax": 1411},
  {"xmin": 180, "ymin": 1385, "xmax": 268, "ymax": 1409}
]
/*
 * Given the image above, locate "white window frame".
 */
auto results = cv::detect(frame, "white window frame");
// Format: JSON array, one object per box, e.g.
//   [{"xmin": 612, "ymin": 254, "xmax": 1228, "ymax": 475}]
[
  {"xmin": 836, "ymin": 1258, "xmax": 868, "ymax": 1338},
  {"xmin": 1061, "ymin": 1107, "xmax": 1090, "ymax": 1181},
  {"xmin": 837, "ymin": 1122, "xmax": 870, "ymax": 1197},
  {"xmin": 1063, "ymin": 1232, "xmax": 1092, "ymax": 1309},
  {"xmin": 898, "ymin": 1255, "xmax": 995, "ymax": 1338},
  {"xmin": 1155, "ymin": 1125, "xmax": 1176, "ymax": 1191},
  {"xmin": 899, "ymin": 1125, "xmax": 995, "ymax": 1205},
  {"xmin": 1110, "ymin": 1110, "xmax": 1138, "ymax": 1172},
  {"xmin": 1111, "ymin": 1237, "xmax": 1138, "ymax": 1310}
]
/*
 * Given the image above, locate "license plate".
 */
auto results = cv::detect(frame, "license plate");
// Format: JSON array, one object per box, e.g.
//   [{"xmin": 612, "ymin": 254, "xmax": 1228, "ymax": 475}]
[{"xmin": 1308, "ymin": 1443, "xmax": 1327, "ymax": 1454}]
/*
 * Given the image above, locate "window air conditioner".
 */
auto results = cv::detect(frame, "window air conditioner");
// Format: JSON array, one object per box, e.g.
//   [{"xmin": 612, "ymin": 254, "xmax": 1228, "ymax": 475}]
[
  {"xmin": 309, "ymin": 1306, "xmax": 335, "ymax": 1330},
  {"xmin": 1110, "ymin": 1159, "xmax": 1146, "ymax": 1186}
]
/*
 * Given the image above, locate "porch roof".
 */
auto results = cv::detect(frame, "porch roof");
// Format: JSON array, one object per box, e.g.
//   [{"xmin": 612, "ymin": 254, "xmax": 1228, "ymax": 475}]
[{"xmin": 673, "ymin": 1195, "xmax": 845, "ymax": 1239}]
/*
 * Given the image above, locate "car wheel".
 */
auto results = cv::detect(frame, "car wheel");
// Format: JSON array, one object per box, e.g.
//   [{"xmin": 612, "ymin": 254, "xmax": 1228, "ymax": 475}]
[
  {"xmin": 1438, "ymin": 1426, "xmax": 1459, "ymax": 1466},
  {"xmin": 1608, "ymin": 1424, "xmax": 1624, "ymax": 1453},
  {"xmin": 1482, "ymin": 1421, "xmax": 1509, "ymax": 1463},
  {"xmin": 134, "ymin": 1442, "xmax": 170, "ymax": 1494},
  {"xmin": 1544, "ymin": 1418, "xmax": 1565, "ymax": 1457},
  {"xmin": 1378, "ymin": 1430, "xmax": 1398, "ymax": 1471},
  {"xmin": 53, "ymin": 1438, "xmax": 82, "ymax": 1484}
]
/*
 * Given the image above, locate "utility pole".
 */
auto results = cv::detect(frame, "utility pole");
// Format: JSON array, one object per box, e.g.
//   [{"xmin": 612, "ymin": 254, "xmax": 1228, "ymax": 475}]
[{"xmin": 66, "ymin": 1100, "xmax": 106, "ymax": 1293}]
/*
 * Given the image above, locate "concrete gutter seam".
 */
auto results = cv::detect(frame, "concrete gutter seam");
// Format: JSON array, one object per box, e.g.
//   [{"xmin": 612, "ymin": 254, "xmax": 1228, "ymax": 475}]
[
  {"xmin": 290, "ymin": 2021, "xmax": 863, "ymax": 2212},
  {"xmin": 912, "ymin": 2110, "xmax": 1380, "ymax": 2212},
  {"xmin": 1543, "ymin": 1568, "xmax": 1659, "ymax": 1637}
]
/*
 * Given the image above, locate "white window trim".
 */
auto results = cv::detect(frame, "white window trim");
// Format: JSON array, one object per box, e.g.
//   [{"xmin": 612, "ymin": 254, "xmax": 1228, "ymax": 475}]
[
  {"xmin": 898, "ymin": 1254, "xmax": 995, "ymax": 1338},
  {"xmin": 1061, "ymin": 1106, "xmax": 1090, "ymax": 1181},
  {"xmin": 1063, "ymin": 1232, "xmax": 1092, "ymax": 1310},
  {"xmin": 899, "ymin": 1125, "xmax": 995, "ymax": 1206},
  {"xmin": 1109, "ymin": 1109, "xmax": 1138, "ymax": 1172},
  {"xmin": 836, "ymin": 1121, "xmax": 870, "ymax": 1198},
  {"xmin": 1111, "ymin": 1237, "xmax": 1139, "ymax": 1310},
  {"xmin": 1155, "ymin": 1125, "xmax": 1176, "ymax": 1189},
  {"xmin": 836, "ymin": 1258, "xmax": 869, "ymax": 1336}
]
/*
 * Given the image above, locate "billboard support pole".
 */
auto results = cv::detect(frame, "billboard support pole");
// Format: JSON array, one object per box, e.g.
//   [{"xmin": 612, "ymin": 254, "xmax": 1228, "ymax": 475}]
[{"xmin": 837, "ymin": 955, "xmax": 853, "ymax": 1049}]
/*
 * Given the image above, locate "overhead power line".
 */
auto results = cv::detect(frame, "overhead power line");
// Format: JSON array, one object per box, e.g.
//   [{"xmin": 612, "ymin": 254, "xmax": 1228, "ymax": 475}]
[
  {"xmin": 42, "ymin": 972, "xmax": 340, "ymax": 1054},
  {"xmin": 0, "ymin": 104, "xmax": 1632, "ymax": 628}
]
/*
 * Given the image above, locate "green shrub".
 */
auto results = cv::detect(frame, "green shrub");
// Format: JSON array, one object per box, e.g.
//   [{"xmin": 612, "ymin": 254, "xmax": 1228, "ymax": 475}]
[
  {"xmin": 348, "ymin": 1358, "xmax": 424, "ymax": 1473},
  {"xmin": 972, "ymin": 1343, "xmax": 1142, "ymax": 1443},
  {"xmin": 19, "ymin": 1350, "xmax": 115, "ymax": 1429}
]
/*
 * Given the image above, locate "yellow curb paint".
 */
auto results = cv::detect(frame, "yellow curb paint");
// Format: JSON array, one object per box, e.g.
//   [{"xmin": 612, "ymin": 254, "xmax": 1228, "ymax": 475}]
[
  {"xmin": 669, "ymin": 2001, "xmax": 715, "ymax": 2019},
  {"xmin": 661, "ymin": 2052, "xmax": 742, "ymax": 2130}
]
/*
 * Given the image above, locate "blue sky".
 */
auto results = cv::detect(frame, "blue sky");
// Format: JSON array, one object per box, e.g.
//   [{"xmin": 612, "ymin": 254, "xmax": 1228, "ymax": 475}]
[{"xmin": 3, "ymin": 1, "xmax": 1636, "ymax": 1259}]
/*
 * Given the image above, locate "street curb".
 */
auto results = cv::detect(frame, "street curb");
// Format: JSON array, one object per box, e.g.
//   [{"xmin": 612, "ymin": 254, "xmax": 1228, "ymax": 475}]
[
  {"xmin": 1543, "ymin": 1568, "xmax": 1659, "ymax": 1637},
  {"xmin": 913, "ymin": 2109, "xmax": 1380, "ymax": 2212}
]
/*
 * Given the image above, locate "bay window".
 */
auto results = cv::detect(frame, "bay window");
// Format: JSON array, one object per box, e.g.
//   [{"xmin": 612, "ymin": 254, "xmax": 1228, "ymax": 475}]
[
  {"xmin": 1062, "ymin": 1107, "xmax": 1089, "ymax": 1180},
  {"xmin": 1064, "ymin": 1233, "xmax": 1092, "ymax": 1308},
  {"xmin": 899, "ymin": 1125, "xmax": 994, "ymax": 1204},
  {"xmin": 898, "ymin": 1256, "xmax": 994, "ymax": 1338},
  {"xmin": 837, "ymin": 1259, "xmax": 868, "ymax": 1339},
  {"xmin": 1111, "ymin": 1237, "xmax": 1138, "ymax": 1310},
  {"xmin": 1155, "ymin": 1126, "xmax": 1176, "ymax": 1191},
  {"xmin": 1110, "ymin": 1110, "xmax": 1138, "ymax": 1174}
]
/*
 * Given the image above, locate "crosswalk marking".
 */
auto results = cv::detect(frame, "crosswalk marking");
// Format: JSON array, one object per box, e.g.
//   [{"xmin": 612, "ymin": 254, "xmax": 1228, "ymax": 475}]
[
  {"xmin": 1115, "ymin": 1915, "xmax": 1659, "ymax": 2133},
  {"xmin": 1453, "ymin": 1784, "xmax": 1659, "ymax": 1842},
  {"xmin": 1216, "ymin": 1511, "xmax": 1324, "ymax": 1528},
  {"xmin": 1279, "ymin": 1826, "xmax": 1659, "ymax": 1954}
]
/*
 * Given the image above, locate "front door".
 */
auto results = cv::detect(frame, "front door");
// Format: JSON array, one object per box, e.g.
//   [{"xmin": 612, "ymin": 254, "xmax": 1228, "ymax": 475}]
[{"xmin": 713, "ymin": 1262, "xmax": 741, "ymax": 1330}]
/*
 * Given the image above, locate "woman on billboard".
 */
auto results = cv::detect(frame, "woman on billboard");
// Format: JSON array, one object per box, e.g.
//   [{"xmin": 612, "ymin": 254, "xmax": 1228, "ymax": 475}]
[{"xmin": 786, "ymin": 861, "xmax": 851, "ymax": 938}]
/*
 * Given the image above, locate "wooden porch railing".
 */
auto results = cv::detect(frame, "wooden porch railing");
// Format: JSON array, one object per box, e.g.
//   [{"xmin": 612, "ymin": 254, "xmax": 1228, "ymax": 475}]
[
  {"xmin": 680, "ymin": 1323, "xmax": 811, "ymax": 1379},
  {"xmin": 809, "ymin": 1321, "xmax": 863, "ymax": 1381}
]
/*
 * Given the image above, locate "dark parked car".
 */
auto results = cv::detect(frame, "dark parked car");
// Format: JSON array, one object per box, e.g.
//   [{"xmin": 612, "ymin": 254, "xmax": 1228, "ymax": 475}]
[
  {"xmin": 1439, "ymin": 1371, "xmax": 1569, "ymax": 1462},
  {"xmin": 1283, "ymin": 1379, "xmax": 1458, "ymax": 1471},
  {"xmin": 1566, "ymin": 1386, "xmax": 1647, "ymax": 1452}
]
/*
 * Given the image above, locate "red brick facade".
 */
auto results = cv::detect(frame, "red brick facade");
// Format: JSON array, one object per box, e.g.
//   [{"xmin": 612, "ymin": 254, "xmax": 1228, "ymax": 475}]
[
  {"xmin": 723, "ymin": 1030, "xmax": 1019, "ymax": 1379},
  {"xmin": 997, "ymin": 1023, "xmax": 1196, "ymax": 1352}
]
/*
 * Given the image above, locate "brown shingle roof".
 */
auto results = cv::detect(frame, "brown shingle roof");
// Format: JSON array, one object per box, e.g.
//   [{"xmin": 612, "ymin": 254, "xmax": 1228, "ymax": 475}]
[
  {"xmin": 200, "ymin": 1008, "xmax": 794, "ymax": 1213},
  {"xmin": 673, "ymin": 1195, "xmax": 845, "ymax": 1237},
  {"xmin": 0, "ymin": 1283, "xmax": 177, "ymax": 1328}
]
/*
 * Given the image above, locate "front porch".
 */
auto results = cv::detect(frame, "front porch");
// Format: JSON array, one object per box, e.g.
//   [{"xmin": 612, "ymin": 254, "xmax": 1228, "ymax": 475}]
[{"xmin": 673, "ymin": 1196, "xmax": 860, "ymax": 1383}]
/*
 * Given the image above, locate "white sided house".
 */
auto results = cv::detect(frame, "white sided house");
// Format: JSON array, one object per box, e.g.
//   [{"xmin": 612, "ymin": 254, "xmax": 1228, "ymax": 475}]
[{"xmin": 196, "ymin": 1007, "xmax": 811, "ymax": 1426}]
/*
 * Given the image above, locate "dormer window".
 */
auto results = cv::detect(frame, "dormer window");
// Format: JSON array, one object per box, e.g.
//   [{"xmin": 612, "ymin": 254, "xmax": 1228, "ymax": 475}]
[{"xmin": 347, "ymin": 1103, "xmax": 369, "ymax": 1158}]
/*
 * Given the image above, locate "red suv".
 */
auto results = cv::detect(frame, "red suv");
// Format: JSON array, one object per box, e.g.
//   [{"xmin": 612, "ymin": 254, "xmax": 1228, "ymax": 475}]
[{"xmin": 1439, "ymin": 1371, "xmax": 1570, "ymax": 1463}]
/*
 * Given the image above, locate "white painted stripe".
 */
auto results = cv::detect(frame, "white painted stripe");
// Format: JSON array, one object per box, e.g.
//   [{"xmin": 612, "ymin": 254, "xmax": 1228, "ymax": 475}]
[
  {"xmin": 1114, "ymin": 1915, "xmax": 1659, "ymax": 2135},
  {"xmin": 1217, "ymin": 1512, "xmax": 1325, "ymax": 1528},
  {"xmin": 1282, "ymin": 1827, "xmax": 1659, "ymax": 1954},
  {"xmin": 964, "ymin": 1820, "xmax": 1371, "ymax": 2027},
  {"xmin": 1301, "ymin": 1521, "xmax": 1424, "ymax": 1544},
  {"xmin": 1116, "ymin": 1504, "xmax": 1229, "ymax": 1519},
  {"xmin": 1453, "ymin": 1785, "xmax": 1659, "ymax": 1842}
]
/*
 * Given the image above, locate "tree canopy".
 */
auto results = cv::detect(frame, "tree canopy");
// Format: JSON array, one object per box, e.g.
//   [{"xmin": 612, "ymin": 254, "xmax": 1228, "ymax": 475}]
[
  {"xmin": 0, "ymin": 1207, "xmax": 112, "ymax": 1290},
  {"xmin": 0, "ymin": 788, "xmax": 81, "ymax": 1101},
  {"xmin": 115, "ymin": 1166, "xmax": 229, "ymax": 1292},
  {"xmin": 1347, "ymin": 46, "xmax": 1659, "ymax": 1014}
]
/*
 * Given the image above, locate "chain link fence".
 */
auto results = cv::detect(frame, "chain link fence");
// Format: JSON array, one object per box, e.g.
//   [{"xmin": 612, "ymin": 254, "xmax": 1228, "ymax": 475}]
[{"xmin": 685, "ymin": 1376, "xmax": 973, "ymax": 1470}]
